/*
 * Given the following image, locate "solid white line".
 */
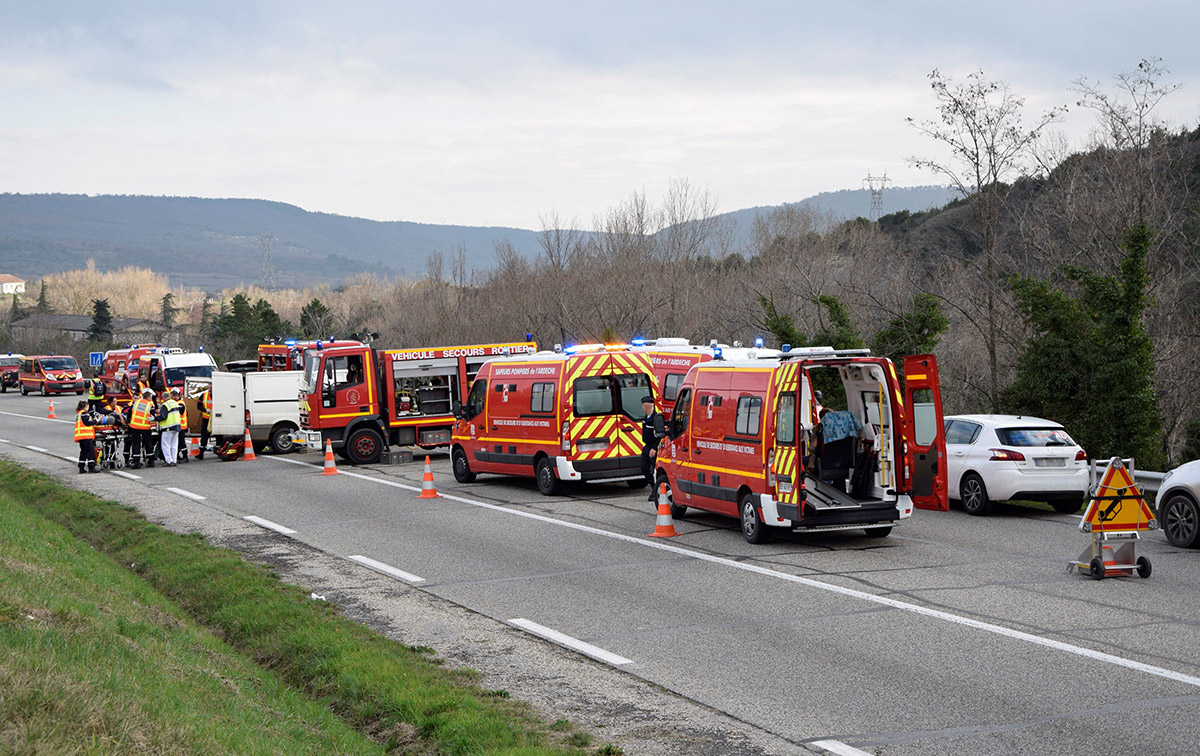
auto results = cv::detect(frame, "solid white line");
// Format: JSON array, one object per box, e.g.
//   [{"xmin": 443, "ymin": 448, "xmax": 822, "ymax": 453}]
[
  {"xmin": 111, "ymin": 470, "xmax": 141, "ymax": 480},
  {"xmin": 509, "ymin": 618, "xmax": 633, "ymax": 667},
  {"xmin": 811, "ymin": 740, "xmax": 873, "ymax": 756},
  {"xmin": 243, "ymin": 515, "xmax": 297, "ymax": 535},
  {"xmin": 347, "ymin": 555, "xmax": 426, "ymax": 584},
  {"xmin": 258, "ymin": 455, "xmax": 1200, "ymax": 689},
  {"xmin": 0, "ymin": 409, "xmax": 70, "ymax": 423},
  {"xmin": 0, "ymin": 438, "xmax": 9, "ymax": 443},
  {"xmin": 165, "ymin": 487, "xmax": 207, "ymax": 502},
  {"xmin": 26, "ymin": 445, "xmax": 48, "ymax": 452}
]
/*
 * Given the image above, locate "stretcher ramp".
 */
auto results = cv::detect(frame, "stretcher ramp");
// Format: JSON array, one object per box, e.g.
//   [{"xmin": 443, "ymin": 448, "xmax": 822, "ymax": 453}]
[{"xmin": 805, "ymin": 475, "xmax": 874, "ymax": 509}]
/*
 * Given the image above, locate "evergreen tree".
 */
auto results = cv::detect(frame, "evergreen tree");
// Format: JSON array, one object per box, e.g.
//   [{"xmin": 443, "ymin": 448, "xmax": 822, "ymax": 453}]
[
  {"xmin": 1003, "ymin": 223, "xmax": 1162, "ymax": 467},
  {"xmin": 159, "ymin": 292, "xmax": 181, "ymax": 327},
  {"xmin": 871, "ymin": 293, "xmax": 950, "ymax": 365},
  {"xmin": 35, "ymin": 281, "xmax": 53, "ymax": 313},
  {"xmin": 9, "ymin": 293, "xmax": 22, "ymax": 322},
  {"xmin": 87, "ymin": 298, "xmax": 114, "ymax": 343}
]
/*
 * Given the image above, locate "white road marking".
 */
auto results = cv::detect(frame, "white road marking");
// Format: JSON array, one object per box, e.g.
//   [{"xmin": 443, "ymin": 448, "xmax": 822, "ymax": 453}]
[
  {"xmin": 111, "ymin": 470, "xmax": 141, "ymax": 480},
  {"xmin": 347, "ymin": 555, "xmax": 426, "ymax": 584},
  {"xmin": 509, "ymin": 618, "xmax": 633, "ymax": 667},
  {"xmin": 25, "ymin": 445, "xmax": 48, "ymax": 452},
  {"xmin": 811, "ymin": 740, "xmax": 873, "ymax": 756},
  {"xmin": 243, "ymin": 515, "xmax": 297, "ymax": 535},
  {"xmin": 259, "ymin": 455, "xmax": 1200, "ymax": 689},
  {"xmin": 0, "ymin": 410, "xmax": 70, "ymax": 423},
  {"xmin": 165, "ymin": 487, "xmax": 206, "ymax": 501},
  {"xmin": 0, "ymin": 438, "xmax": 10, "ymax": 443}
]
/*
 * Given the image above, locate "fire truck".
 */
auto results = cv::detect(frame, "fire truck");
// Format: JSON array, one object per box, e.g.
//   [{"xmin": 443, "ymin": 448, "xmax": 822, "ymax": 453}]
[
  {"xmin": 656, "ymin": 348, "xmax": 948, "ymax": 543},
  {"xmin": 258, "ymin": 340, "xmax": 362, "ymax": 372},
  {"xmin": 450, "ymin": 345, "xmax": 659, "ymax": 495},
  {"xmin": 298, "ymin": 340, "xmax": 538, "ymax": 464}
]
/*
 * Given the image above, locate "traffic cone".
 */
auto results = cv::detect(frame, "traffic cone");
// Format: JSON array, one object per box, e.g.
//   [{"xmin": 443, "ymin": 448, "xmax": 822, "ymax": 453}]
[
  {"xmin": 47, "ymin": 398, "xmax": 57, "ymax": 419},
  {"xmin": 320, "ymin": 439, "xmax": 339, "ymax": 476},
  {"xmin": 242, "ymin": 427, "xmax": 257, "ymax": 460},
  {"xmin": 647, "ymin": 484, "xmax": 679, "ymax": 538},
  {"xmin": 188, "ymin": 434, "xmax": 200, "ymax": 458},
  {"xmin": 417, "ymin": 455, "xmax": 441, "ymax": 498}
]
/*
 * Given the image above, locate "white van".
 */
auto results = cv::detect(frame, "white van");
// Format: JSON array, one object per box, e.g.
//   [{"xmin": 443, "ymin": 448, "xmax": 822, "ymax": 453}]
[{"xmin": 210, "ymin": 370, "xmax": 303, "ymax": 453}]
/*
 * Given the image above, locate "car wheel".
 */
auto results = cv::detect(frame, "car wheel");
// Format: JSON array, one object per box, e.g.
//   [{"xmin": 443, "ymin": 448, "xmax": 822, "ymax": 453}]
[
  {"xmin": 268, "ymin": 426, "xmax": 296, "ymax": 454},
  {"xmin": 1052, "ymin": 498, "xmax": 1084, "ymax": 514},
  {"xmin": 344, "ymin": 428, "xmax": 382, "ymax": 465},
  {"xmin": 535, "ymin": 457, "xmax": 561, "ymax": 496},
  {"xmin": 452, "ymin": 447, "xmax": 476, "ymax": 483},
  {"xmin": 626, "ymin": 478, "xmax": 648, "ymax": 489},
  {"xmin": 865, "ymin": 526, "xmax": 893, "ymax": 538},
  {"xmin": 20, "ymin": 383, "xmax": 28, "ymax": 395},
  {"xmin": 40, "ymin": 382, "xmax": 48, "ymax": 396},
  {"xmin": 1, "ymin": 383, "xmax": 6, "ymax": 393},
  {"xmin": 1160, "ymin": 493, "xmax": 1200, "ymax": 548},
  {"xmin": 655, "ymin": 472, "xmax": 686, "ymax": 518},
  {"xmin": 960, "ymin": 473, "xmax": 994, "ymax": 516},
  {"xmin": 739, "ymin": 492, "xmax": 770, "ymax": 544}
]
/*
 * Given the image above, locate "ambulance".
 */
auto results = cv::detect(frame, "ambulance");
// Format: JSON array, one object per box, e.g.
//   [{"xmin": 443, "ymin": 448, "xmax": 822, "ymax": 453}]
[
  {"xmin": 258, "ymin": 340, "xmax": 362, "ymax": 372},
  {"xmin": 656, "ymin": 348, "xmax": 947, "ymax": 543},
  {"xmin": 450, "ymin": 345, "xmax": 659, "ymax": 494},
  {"xmin": 298, "ymin": 340, "xmax": 538, "ymax": 463}
]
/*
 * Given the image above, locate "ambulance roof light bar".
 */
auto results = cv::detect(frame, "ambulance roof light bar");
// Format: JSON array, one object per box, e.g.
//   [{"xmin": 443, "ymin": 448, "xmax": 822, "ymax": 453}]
[{"xmin": 774, "ymin": 347, "xmax": 873, "ymax": 360}]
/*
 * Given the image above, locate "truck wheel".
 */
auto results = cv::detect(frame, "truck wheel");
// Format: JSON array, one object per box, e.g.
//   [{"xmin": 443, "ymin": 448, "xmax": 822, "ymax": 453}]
[
  {"xmin": 655, "ymin": 472, "xmax": 686, "ymax": 518},
  {"xmin": 535, "ymin": 457, "xmax": 562, "ymax": 496},
  {"xmin": 739, "ymin": 492, "xmax": 771, "ymax": 544},
  {"xmin": 960, "ymin": 473, "xmax": 994, "ymax": 516},
  {"xmin": 452, "ymin": 447, "xmax": 476, "ymax": 483},
  {"xmin": 268, "ymin": 426, "xmax": 296, "ymax": 454},
  {"xmin": 345, "ymin": 428, "xmax": 382, "ymax": 465}
]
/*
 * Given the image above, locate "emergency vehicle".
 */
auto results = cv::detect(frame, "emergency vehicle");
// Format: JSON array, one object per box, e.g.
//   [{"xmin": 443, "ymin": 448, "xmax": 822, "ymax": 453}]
[
  {"xmin": 298, "ymin": 340, "xmax": 538, "ymax": 464},
  {"xmin": 630, "ymin": 337, "xmax": 778, "ymax": 418},
  {"xmin": 17, "ymin": 354, "xmax": 84, "ymax": 395},
  {"xmin": 136, "ymin": 351, "xmax": 217, "ymax": 394},
  {"xmin": 118, "ymin": 345, "xmax": 180, "ymax": 395},
  {"xmin": 258, "ymin": 340, "xmax": 362, "ymax": 372},
  {"xmin": 450, "ymin": 345, "xmax": 659, "ymax": 495},
  {"xmin": 0, "ymin": 352, "xmax": 23, "ymax": 393},
  {"xmin": 656, "ymin": 348, "xmax": 947, "ymax": 543}
]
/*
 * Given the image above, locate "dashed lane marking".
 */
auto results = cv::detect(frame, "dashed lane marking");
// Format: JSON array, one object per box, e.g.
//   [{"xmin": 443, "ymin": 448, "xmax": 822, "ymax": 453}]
[
  {"xmin": 165, "ymin": 487, "xmax": 207, "ymax": 502},
  {"xmin": 243, "ymin": 515, "xmax": 297, "ymax": 535},
  {"xmin": 509, "ymin": 618, "xmax": 633, "ymax": 667},
  {"xmin": 347, "ymin": 555, "xmax": 426, "ymax": 584}
]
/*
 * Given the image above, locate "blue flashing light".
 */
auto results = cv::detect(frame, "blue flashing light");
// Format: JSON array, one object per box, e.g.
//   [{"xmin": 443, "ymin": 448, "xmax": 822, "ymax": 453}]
[
  {"xmin": 713, "ymin": 346, "xmax": 724, "ymax": 360},
  {"xmin": 284, "ymin": 339, "xmax": 297, "ymax": 346},
  {"xmin": 563, "ymin": 344, "xmax": 579, "ymax": 355},
  {"xmin": 754, "ymin": 337, "xmax": 764, "ymax": 348},
  {"xmin": 316, "ymin": 341, "xmax": 324, "ymax": 350},
  {"xmin": 525, "ymin": 332, "xmax": 533, "ymax": 342},
  {"xmin": 631, "ymin": 337, "xmax": 647, "ymax": 346},
  {"xmin": 782, "ymin": 343, "xmax": 791, "ymax": 352},
  {"xmin": 198, "ymin": 346, "xmax": 204, "ymax": 353}
]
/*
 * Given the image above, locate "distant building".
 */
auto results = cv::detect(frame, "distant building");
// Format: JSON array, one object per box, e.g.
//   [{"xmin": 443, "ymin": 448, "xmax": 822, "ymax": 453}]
[
  {"xmin": 9, "ymin": 313, "xmax": 177, "ymax": 345},
  {"xmin": 0, "ymin": 274, "xmax": 25, "ymax": 295}
]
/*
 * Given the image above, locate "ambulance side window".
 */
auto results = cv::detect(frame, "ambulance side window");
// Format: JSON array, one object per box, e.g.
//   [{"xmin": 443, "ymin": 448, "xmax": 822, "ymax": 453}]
[
  {"xmin": 735, "ymin": 396, "xmax": 763, "ymax": 436},
  {"xmin": 670, "ymin": 388, "xmax": 692, "ymax": 438},
  {"xmin": 573, "ymin": 376, "xmax": 614, "ymax": 416},
  {"xmin": 663, "ymin": 373, "xmax": 684, "ymax": 402},
  {"xmin": 464, "ymin": 380, "xmax": 487, "ymax": 419},
  {"xmin": 530, "ymin": 382, "xmax": 555, "ymax": 413}
]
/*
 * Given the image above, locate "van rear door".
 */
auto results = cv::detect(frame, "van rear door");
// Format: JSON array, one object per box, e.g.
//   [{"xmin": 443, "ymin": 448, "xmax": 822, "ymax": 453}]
[
  {"xmin": 903, "ymin": 354, "xmax": 948, "ymax": 511},
  {"xmin": 210, "ymin": 371, "xmax": 246, "ymax": 437}
]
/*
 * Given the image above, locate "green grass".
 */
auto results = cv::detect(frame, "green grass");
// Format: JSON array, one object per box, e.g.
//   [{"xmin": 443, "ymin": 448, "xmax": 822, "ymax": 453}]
[{"xmin": 0, "ymin": 461, "xmax": 606, "ymax": 755}]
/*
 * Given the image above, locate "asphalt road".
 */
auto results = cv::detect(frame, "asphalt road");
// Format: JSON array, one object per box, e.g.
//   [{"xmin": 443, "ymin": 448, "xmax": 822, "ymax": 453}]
[{"xmin": 3, "ymin": 390, "xmax": 1198, "ymax": 756}]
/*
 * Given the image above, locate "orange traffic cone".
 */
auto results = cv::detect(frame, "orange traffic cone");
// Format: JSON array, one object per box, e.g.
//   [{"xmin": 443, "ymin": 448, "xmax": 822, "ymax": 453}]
[
  {"xmin": 242, "ymin": 427, "xmax": 257, "ymax": 460},
  {"xmin": 187, "ymin": 434, "xmax": 200, "ymax": 458},
  {"xmin": 647, "ymin": 484, "xmax": 679, "ymax": 538},
  {"xmin": 47, "ymin": 398, "xmax": 57, "ymax": 419},
  {"xmin": 417, "ymin": 455, "xmax": 441, "ymax": 498},
  {"xmin": 320, "ymin": 439, "xmax": 339, "ymax": 476}
]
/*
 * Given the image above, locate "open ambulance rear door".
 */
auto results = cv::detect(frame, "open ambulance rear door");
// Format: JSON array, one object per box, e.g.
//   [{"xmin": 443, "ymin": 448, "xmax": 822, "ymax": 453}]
[{"xmin": 903, "ymin": 354, "xmax": 948, "ymax": 511}]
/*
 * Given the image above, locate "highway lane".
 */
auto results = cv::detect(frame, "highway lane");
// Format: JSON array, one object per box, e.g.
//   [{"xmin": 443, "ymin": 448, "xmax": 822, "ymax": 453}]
[{"xmin": 3, "ymin": 392, "xmax": 1199, "ymax": 756}]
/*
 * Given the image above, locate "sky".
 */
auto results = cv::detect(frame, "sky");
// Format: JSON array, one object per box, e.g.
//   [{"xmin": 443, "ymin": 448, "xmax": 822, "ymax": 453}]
[{"xmin": 2, "ymin": 1, "xmax": 1198, "ymax": 229}]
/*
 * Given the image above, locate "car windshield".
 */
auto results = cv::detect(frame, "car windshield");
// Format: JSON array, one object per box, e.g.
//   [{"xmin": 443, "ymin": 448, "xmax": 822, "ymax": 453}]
[
  {"xmin": 300, "ymin": 353, "xmax": 320, "ymax": 394},
  {"xmin": 0, "ymin": 357, "xmax": 18, "ymax": 367},
  {"xmin": 41, "ymin": 357, "xmax": 78, "ymax": 371},
  {"xmin": 996, "ymin": 427, "xmax": 1076, "ymax": 447},
  {"xmin": 165, "ymin": 366, "xmax": 214, "ymax": 383}
]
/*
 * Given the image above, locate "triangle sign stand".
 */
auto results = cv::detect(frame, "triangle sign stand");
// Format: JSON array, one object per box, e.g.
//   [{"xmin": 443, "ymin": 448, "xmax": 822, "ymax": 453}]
[{"xmin": 1069, "ymin": 457, "xmax": 1158, "ymax": 580}]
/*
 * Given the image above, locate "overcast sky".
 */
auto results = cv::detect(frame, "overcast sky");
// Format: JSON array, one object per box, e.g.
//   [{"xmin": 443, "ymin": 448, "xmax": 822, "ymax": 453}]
[{"xmin": 2, "ymin": 1, "xmax": 1197, "ymax": 228}]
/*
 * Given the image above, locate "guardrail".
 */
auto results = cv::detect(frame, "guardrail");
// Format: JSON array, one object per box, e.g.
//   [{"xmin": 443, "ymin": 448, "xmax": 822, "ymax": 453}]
[{"xmin": 1134, "ymin": 470, "xmax": 1166, "ymax": 497}]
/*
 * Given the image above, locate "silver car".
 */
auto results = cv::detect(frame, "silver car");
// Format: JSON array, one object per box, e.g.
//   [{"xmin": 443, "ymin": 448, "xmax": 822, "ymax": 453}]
[
  {"xmin": 944, "ymin": 414, "xmax": 1089, "ymax": 516},
  {"xmin": 1154, "ymin": 459, "xmax": 1200, "ymax": 548}
]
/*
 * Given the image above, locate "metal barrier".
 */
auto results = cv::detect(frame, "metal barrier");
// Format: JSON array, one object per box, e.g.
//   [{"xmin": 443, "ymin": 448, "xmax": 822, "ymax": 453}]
[{"xmin": 1134, "ymin": 469, "xmax": 1166, "ymax": 497}]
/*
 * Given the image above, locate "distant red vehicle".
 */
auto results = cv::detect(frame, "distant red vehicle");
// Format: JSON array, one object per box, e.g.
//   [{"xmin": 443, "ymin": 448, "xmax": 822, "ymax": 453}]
[
  {"xmin": 0, "ymin": 352, "xmax": 23, "ymax": 393},
  {"xmin": 18, "ymin": 354, "xmax": 85, "ymax": 395},
  {"xmin": 258, "ymin": 340, "xmax": 362, "ymax": 372}
]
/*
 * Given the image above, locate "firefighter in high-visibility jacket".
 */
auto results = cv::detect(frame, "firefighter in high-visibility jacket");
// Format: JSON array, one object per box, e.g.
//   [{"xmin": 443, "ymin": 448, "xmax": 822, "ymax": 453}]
[
  {"xmin": 74, "ymin": 400, "xmax": 98, "ymax": 474},
  {"xmin": 87, "ymin": 373, "xmax": 106, "ymax": 413},
  {"xmin": 197, "ymin": 388, "xmax": 213, "ymax": 460},
  {"xmin": 177, "ymin": 391, "xmax": 190, "ymax": 463},
  {"xmin": 127, "ymin": 388, "xmax": 157, "ymax": 469},
  {"xmin": 157, "ymin": 389, "xmax": 182, "ymax": 467}
]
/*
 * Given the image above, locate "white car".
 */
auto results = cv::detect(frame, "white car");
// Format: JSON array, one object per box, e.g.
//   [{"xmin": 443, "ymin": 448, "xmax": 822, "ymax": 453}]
[
  {"xmin": 944, "ymin": 414, "xmax": 1089, "ymax": 516},
  {"xmin": 1154, "ymin": 459, "xmax": 1200, "ymax": 548}
]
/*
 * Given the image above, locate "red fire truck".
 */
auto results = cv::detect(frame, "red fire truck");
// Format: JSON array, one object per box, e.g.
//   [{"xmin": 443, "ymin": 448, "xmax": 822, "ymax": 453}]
[
  {"xmin": 258, "ymin": 340, "xmax": 362, "ymax": 372},
  {"xmin": 450, "ymin": 345, "xmax": 660, "ymax": 495},
  {"xmin": 656, "ymin": 348, "xmax": 947, "ymax": 543},
  {"xmin": 298, "ymin": 340, "xmax": 538, "ymax": 463}
]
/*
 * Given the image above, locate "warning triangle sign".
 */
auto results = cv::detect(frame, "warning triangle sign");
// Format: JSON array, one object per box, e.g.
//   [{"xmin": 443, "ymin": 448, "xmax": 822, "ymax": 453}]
[{"xmin": 1080, "ymin": 459, "xmax": 1157, "ymax": 533}]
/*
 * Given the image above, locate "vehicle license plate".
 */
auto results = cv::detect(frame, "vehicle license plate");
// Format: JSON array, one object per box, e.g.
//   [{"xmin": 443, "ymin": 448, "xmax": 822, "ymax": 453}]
[{"xmin": 1034, "ymin": 457, "xmax": 1066, "ymax": 467}]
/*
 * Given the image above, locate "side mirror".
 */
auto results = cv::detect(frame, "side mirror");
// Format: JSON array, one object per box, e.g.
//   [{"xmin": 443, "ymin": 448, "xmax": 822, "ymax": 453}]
[
  {"xmin": 451, "ymin": 400, "xmax": 462, "ymax": 420},
  {"xmin": 667, "ymin": 416, "xmax": 681, "ymax": 439}
]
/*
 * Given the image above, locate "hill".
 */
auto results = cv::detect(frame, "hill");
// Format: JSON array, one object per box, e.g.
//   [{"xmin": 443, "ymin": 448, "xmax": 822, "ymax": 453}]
[{"xmin": 0, "ymin": 187, "xmax": 956, "ymax": 290}]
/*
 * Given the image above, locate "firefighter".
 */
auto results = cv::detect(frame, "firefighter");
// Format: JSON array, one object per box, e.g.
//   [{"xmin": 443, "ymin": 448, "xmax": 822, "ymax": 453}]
[
  {"xmin": 177, "ymin": 390, "xmax": 190, "ymax": 463},
  {"xmin": 197, "ymin": 386, "xmax": 213, "ymax": 460},
  {"xmin": 640, "ymin": 395, "xmax": 665, "ymax": 501},
  {"xmin": 127, "ymin": 388, "xmax": 157, "ymax": 469},
  {"xmin": 74, "ymin": 400, "xmax": 98, "ymax": 474},
  {"xmin": 87, "ymin": 372, "xmax": 106, "ymax": 412},
  {"xmin": 157, "ymin": 389, "xmax": 182, "ymax": 467}
]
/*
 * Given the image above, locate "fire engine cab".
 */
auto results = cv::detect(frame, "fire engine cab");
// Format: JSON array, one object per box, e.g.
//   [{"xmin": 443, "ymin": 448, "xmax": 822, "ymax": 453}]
[
  {"xmin": 450, "ymin": 345, "xmax": 659, "ymax": 494},
  {"xmin": 298, "ymin": 340, "xmax": 537, "ymax": 463},
  {"xmin": 656, "ymin": 348, "xmax": 947, "ymax": 543}
]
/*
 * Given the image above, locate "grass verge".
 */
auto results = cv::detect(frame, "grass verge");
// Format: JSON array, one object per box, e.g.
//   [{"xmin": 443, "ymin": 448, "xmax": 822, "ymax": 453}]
[{"xmin": 0, "ymin": 461, "xmax": 609, "ymax": 755}]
